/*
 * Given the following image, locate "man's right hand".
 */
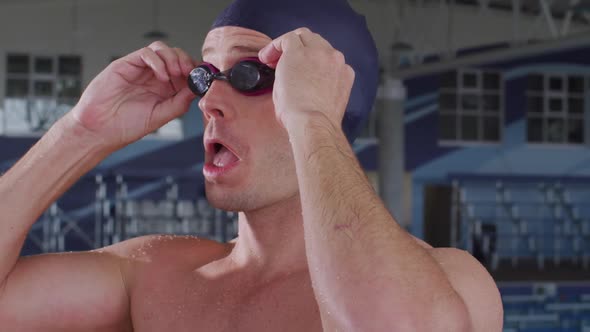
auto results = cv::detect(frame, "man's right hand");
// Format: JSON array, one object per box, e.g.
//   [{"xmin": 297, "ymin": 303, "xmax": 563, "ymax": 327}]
[
  {"xmin": 0, "ymin": 42, "xmax": 197, "ymax": 332},
  {"xmin": 69, "ymin": 41, "xmax": 197, "ymax": 152}
]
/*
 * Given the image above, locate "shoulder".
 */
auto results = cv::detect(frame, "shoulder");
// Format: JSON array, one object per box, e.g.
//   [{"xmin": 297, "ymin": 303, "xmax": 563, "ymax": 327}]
[
  {"xmin": 102, "ymin": 234, "xmax": 229, "ymax": 257},
  {"xmin": 409, "ymin": 235, "xmax": 503, "ymax": 331},
  {"xmin": 428, "ymin": 247, "xmax": 504, "ymax": 332},
  {"xmin": 100, "ymin": 235, "xmax": 231, "ymax": 280}
]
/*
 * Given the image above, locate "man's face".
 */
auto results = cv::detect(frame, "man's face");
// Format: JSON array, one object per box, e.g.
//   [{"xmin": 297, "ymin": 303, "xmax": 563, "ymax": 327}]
[{"xmin": 199, "ymin": 26, "xmax": 298, "ymax": 212}]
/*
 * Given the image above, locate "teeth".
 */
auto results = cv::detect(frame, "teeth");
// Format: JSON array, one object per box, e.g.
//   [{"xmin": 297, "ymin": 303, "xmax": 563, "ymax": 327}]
[{"xmin": 212, "ymin": 145, "xmax": 239, "ymax": 168}]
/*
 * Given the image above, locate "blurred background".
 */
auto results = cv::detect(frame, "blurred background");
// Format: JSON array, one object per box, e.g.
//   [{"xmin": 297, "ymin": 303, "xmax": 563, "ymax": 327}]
[{"xmin": 2, "ymin": 0, "xmax": 590, "ymax": 331}]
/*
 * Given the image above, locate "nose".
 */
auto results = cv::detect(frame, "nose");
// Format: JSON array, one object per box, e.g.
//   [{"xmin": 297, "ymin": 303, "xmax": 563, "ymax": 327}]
[{"xmin": 198, "ymin": 80, "xmax": 236, "ymax": 121}]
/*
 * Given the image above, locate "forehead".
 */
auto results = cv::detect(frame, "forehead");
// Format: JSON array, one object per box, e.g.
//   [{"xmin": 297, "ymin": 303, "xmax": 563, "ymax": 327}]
[{"xmin": 201, "ymin": 27, "xmax": 272, "ymax": 64}]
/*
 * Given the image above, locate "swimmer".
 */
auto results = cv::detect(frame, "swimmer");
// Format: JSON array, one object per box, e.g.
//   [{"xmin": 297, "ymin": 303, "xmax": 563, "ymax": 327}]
[{"xmin": 0, "ymin": 0, "xmax": 503, "ymax": 330}]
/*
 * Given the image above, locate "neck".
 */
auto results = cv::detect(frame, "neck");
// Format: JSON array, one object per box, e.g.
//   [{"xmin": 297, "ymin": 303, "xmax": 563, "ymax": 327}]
[{"xmin": 228, "ymin": 193, "xmax": 308, "ymax": 279}]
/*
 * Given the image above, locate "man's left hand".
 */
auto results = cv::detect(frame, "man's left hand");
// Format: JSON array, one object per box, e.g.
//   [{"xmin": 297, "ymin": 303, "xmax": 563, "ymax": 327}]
[{"xmin": 258, "ymin": 27, "xmax": 355, "ymax": 133}]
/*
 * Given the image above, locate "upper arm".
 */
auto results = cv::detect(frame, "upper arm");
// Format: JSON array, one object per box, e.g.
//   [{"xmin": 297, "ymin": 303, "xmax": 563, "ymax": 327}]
[
  {"xmin": 0, "ymin": 247, "xmax": 132, "ymax": 331},
  {"xmin": 429, "ymin": 247, "xmax": 504, "ymax": 332}
]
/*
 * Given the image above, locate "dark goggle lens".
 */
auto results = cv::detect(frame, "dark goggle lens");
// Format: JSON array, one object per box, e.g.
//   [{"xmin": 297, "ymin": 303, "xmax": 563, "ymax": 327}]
[
  {"xmin": 188, "ymin": 60, "xmax": 273, "ymax": 97},
  {"xmin": 230, "ymin": 62, "xmax": 261, "ymax": 91},
  {"xmin": 188, "ymin": 66, "xmax": 212, "ymax": 96}
]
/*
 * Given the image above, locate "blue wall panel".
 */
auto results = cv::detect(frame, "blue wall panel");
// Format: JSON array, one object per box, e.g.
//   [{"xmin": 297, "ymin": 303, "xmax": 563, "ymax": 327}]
[{"xmin": 403, "ymin": 44, "xmax": 590, "ymax": 237}]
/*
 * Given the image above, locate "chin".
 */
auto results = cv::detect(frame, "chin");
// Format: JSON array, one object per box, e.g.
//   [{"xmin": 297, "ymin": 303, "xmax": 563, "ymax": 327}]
[
  {"xmin": 204, "ymin": 182, "xmax": 298, "ymax": 213},
  {"xmin": 205, "ymin": 184, "xmax": 256, "ymax": 212}
]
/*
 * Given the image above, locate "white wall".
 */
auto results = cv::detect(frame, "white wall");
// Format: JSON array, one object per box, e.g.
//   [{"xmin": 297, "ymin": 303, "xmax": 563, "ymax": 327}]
[{"xmin": 0, "ymin": 0, "xmax": 583, "ymax": 105}]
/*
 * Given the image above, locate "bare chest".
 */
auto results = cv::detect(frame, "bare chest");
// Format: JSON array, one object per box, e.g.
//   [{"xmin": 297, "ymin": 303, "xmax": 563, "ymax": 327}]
[{"xmin": 129, "ymin": 268, "xmax": 323, "ymax": 332}]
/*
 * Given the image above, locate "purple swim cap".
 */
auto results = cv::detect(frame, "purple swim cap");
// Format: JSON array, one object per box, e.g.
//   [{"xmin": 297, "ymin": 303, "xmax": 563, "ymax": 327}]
[{"xmin": 211, "ymin": 0, "xmax": 379, "ymax": 143}]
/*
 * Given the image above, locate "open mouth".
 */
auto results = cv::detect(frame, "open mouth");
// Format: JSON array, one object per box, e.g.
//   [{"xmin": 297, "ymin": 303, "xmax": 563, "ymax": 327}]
[{"xmin": 207, "ymin": 141, "xmax": 240, "ymax": 169}]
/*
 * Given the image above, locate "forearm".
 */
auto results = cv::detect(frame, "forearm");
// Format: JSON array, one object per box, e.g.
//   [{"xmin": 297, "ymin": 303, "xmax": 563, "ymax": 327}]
[
  {"xmin": 288, "ymin": 113, "xmax": 469, "ymax": 331},
  {"xmin": 0, "ymin": 111, "xmax": 108, "ymax": 285}
]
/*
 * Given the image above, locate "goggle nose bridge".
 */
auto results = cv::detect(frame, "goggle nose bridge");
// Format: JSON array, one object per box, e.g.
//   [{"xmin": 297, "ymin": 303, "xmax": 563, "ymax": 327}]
[{"xmin": 211, "ymin": 69, "xmax": 231, "ymax": 81}]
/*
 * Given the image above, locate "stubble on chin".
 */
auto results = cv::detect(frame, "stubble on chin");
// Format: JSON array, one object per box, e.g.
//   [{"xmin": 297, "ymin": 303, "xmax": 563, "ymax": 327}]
[{"xmin": 204, "ymin": 184, "xmax": 258, "ymax": 213}]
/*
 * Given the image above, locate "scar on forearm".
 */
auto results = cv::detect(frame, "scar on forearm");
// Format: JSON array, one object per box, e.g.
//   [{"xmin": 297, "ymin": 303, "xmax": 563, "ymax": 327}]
[
  {"xmin": 334, "ymin": 222, "xmax": 352, "ymax": 231},
  {"xmin": 305, "ymin": 144, "xmax": 341, "ymax": 164},
  {"xmin": 333, "ymin": 221, "xmax": 355, "ymax": 240}
]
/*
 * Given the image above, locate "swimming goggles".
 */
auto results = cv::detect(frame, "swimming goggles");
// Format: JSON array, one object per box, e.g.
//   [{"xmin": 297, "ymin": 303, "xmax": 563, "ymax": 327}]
[{"xmin": 187, "ymin": 57, "xmax": 275, "ymax": 97}]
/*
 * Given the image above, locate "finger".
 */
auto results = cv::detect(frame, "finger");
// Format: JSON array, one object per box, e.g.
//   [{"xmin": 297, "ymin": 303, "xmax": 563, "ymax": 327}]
[
  {"xmin": 169, "ymin": 75, "xmax": 186, "ymax": 94},
  {"xmin": 298, "ymin": 31, "xmax": 333, "ymax": 50},
  {"xmin": 149, "ymin": 41, "xmax": 183, "ymax": 77},
  {"xmin": 258, "ymin": 30, "xmax": 305, "ymax": 66},
  {"xmin": 344, "ymin": 64, "xmax": 356, "ymax": 83},
  {"xmin": 173, "ymin": 47, "xmax": 195, "ymax": 76},
  {"xmin": 110, "ymin": 47, "xmax": 169, "ymax": 83},
  {"xmin": 150, "ymin": 86, "xmax": 195, "ymax": 130},
  {"xmin": 340, "ymin": 64, "xmax": 356, "ymax": 107},
  {"xmin": 136, "ymin": 47, "xmax": 170, "ymax": 82}
]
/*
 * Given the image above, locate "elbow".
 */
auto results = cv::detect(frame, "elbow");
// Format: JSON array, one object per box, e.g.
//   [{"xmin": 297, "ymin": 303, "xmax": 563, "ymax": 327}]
[
  {"xmin": 0, "ymin": 278, "xmax": 13, "ymax": 327},
  {"xmin": 0, "ymin": 277, "xmax": 6, "ymax": 310},
  {"xmin": 0, "ymin": 296, "xmax": 7, "ymax": 327},
  {"xmin": 422, "ymin": 298, "xmax": 473, "ymax": 332},
  {"xmin": 339, "ymin": 301, "xmax": 472, "ymax": 332},
  {"xmin": 441, "ymin": 308, "xmax": 472, "ymax": 332},
  {"xmin": 0, "ymin": 277, "xmax": 5, "ymax": 298},
  {"xmin": 392, "ymin": 312, "xmax": 471, "ymax": 332},
  {"xmin": 392, "ymin": 295, "xmax": 473, "ymax": 332},
  {"xmin": 327, "ymin": 281, "xmax": 473, "ymax": 332}
]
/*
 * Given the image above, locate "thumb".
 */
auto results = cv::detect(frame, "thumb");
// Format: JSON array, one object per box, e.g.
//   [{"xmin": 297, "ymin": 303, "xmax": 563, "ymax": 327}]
[
  {"xmin": 259, "ymin": 31, "xmax": 304, "ymax": 67},
  {"xmin": 149, "ymin": 87, "xmax": 195, "ymax": 130}
]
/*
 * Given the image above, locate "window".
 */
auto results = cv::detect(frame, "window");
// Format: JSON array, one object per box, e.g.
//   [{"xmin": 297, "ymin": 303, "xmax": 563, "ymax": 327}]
[
  {"xmin": 526, "ymin": 74, "xmax": 585, "ymax": 144},
  {"xmin": 4, "ymin": 54, "xmax": 82, "ymax": 133},
  {"xmin": 439, "ymin": 69, "xmax": 502, "ymax": 143}
]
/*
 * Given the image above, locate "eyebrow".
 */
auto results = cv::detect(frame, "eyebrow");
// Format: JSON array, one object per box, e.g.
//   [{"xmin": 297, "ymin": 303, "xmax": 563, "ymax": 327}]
[{"xmin": 202, "ymin": 45, "xmax": 262, "ymax": 58}]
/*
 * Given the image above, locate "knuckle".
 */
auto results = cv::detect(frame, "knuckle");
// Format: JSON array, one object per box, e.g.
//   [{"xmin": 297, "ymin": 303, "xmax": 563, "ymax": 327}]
[
  {"xmin": 140, "ymin": 49, "xmax": 162, "ymax": 68},
  {"xmin": 140, "ymin": 47, "xmax": 155, "ymax": 60},
  {"xmin": 346, "ymin": 65, "xmax": 356, "ymax": 79},
  {"xmin": 172, "ymin": 47, "xmax": 184, "ymax": 55},
  {"xmin": 153, "ymin": 48, "xmax": 171, "ymax": 57},
  {"xmin": 109, "ymin": 57, "xmax": 124, "ymax": 70},
  {"xmin": 295, "ymin": 27, "xmax": 311, "ymax": 34},
  {"xmin": 149, "ymin": 40, "xmax": 165, "ymax": 49},
  {"xmin": 331, "ymin": 50, "xmax": 345, "ymax": 63}
]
